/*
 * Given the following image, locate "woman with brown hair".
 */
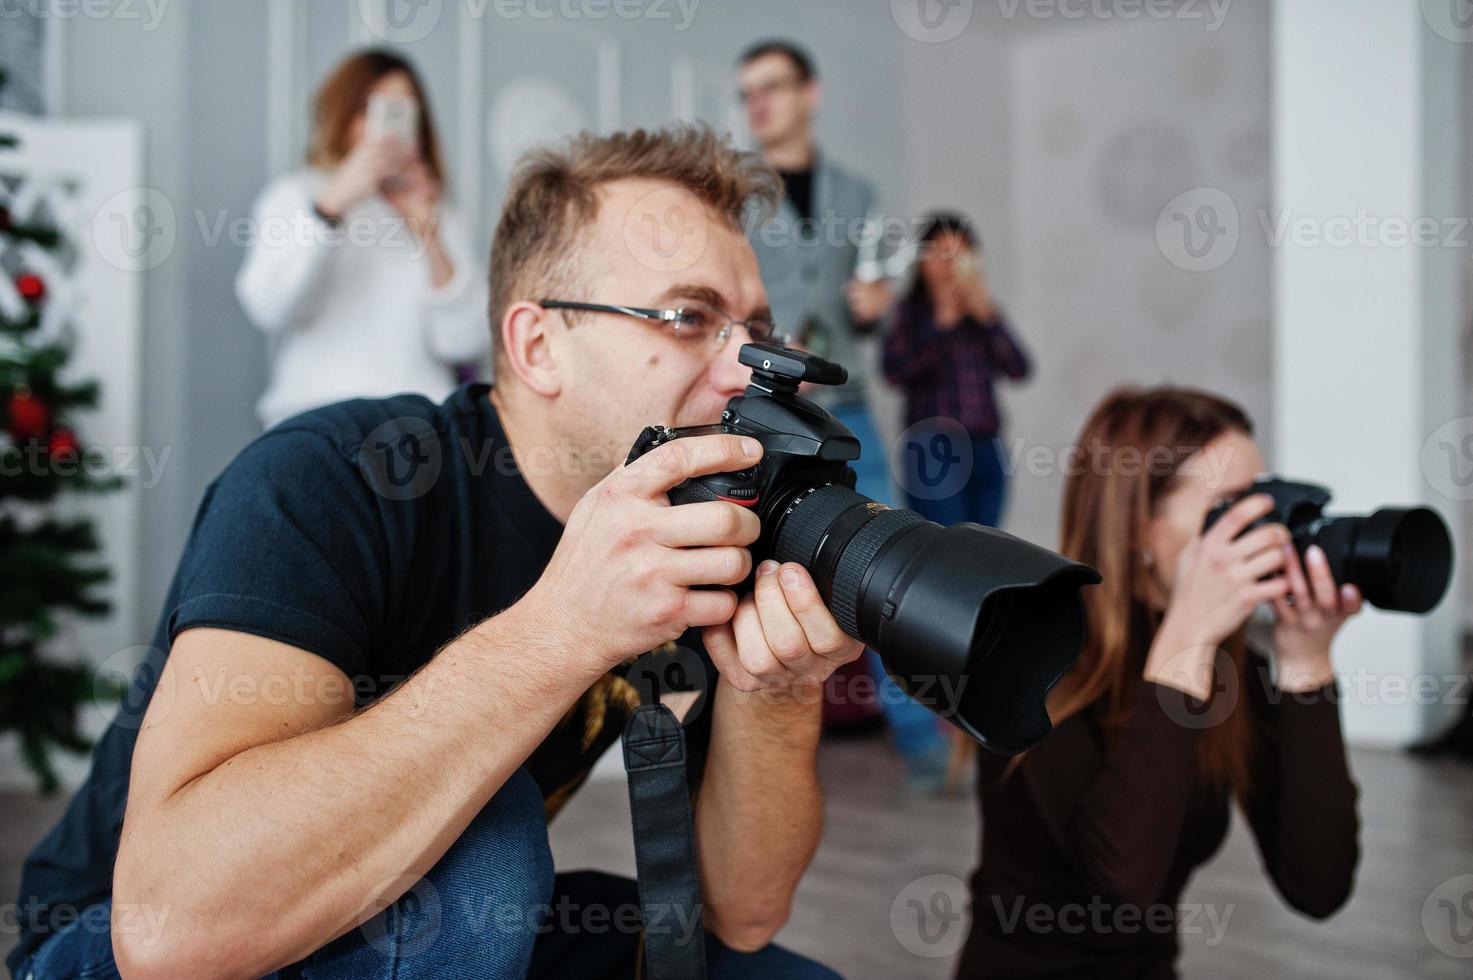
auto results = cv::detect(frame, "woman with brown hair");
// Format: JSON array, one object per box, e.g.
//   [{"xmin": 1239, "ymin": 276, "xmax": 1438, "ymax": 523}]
[
  {"xmin": 955, "ymin": 387, "xmax": 1362, "ymax": 978},
  {"xmin": 236, "ymin": 49, "xmax": 488, "ymax": 428}
]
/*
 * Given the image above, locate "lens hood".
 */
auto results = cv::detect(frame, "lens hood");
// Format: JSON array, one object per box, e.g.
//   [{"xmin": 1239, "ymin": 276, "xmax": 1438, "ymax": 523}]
[{"xmin": 868, "ymin": 523, "xmax": 1101, "ymax": 754}]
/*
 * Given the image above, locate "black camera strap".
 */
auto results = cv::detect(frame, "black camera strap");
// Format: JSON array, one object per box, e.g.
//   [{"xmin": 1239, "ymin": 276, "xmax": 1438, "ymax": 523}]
[{"xmin": 622, "ymin": 702, "xmax": 708, "ymax": 979}]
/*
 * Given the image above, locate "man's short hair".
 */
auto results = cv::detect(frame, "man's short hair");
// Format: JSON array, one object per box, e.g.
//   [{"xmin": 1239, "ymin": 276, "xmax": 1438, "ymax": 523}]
[
  {"xmin": 738, "ymin": 39, "xmax": 817, "ymax": 82},
  {"xmin": 488, "ymin": 124, "xmax": 781, "ymax": 363}
]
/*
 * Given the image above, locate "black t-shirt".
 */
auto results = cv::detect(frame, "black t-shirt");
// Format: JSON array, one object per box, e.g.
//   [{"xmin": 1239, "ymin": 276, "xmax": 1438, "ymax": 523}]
[
  {"xmin": 9, "ymin": 385, "xmax": 715, "ymax": 973},
  {"xmin": 777, "ymin": 167, "xmax": 814, "ymax": 222}
]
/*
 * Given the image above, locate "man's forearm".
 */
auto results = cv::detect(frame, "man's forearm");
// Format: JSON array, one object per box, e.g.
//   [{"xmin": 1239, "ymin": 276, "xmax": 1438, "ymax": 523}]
[
  {"xmin": 113, "ymin": 601, "xmax": 600, "ymax": 979},
  {"xmin": 695, "ymin": 678, "xmax": 824, "ymax": 952}
]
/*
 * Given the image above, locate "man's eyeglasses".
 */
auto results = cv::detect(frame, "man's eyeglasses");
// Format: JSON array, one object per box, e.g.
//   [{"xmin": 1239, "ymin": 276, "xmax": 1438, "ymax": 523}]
[
  {"xmin": 540, "ymin": 300, "xmax": 789, "ymax": 351},
  {"xmin": 736, "ymin": 76, "xmax": 804, "ymax": 106}
]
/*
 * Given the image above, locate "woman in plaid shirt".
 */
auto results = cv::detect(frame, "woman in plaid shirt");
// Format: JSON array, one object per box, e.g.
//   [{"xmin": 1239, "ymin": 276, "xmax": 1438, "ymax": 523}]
[{"xmin": 883, "ymin": 213, "xmax": 1031, "ymax": 528}]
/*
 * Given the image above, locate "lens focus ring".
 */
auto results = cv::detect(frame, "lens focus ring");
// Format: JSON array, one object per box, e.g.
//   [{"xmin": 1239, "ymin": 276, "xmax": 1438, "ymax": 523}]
[{"xmin": 830, "ymin": 508, "xmax": 928, "ymax": 638}]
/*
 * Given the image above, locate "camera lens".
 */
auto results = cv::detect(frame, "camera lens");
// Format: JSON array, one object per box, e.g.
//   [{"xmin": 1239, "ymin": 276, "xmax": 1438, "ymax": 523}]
[
  {"xmin": 1311, "ymin": 507, "xmax": 1453, "ymax": 614},
  {"xmin": 770, "ymin": 484, "xmax": 1100, "ymax": 754}
]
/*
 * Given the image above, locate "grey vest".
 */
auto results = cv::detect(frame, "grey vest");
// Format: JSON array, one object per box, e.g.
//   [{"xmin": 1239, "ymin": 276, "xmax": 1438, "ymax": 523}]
[{"xmin": 747, "ymin": 155, "xmax": 879, "ymax": 408}]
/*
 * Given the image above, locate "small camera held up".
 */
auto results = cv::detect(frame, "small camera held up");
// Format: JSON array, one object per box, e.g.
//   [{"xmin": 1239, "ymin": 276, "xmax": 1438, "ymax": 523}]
[{"xmin": 1202, "ymin": 476, "xmax": 1454, "ymax": 614}]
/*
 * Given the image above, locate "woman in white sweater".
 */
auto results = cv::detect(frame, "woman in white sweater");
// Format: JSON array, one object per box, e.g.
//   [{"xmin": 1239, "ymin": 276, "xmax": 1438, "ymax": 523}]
[{"xmin": 236, "ymin": 49, "xmax": 488, "ymax": 428}]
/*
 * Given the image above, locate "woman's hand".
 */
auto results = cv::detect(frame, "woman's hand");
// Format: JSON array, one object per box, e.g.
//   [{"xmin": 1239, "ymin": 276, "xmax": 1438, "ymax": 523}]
[
  {"xmin": 1270, "ymin": 544, "xmax": 1361, "ymax": 691},
  {"xmin": 316, "ymin": 136, "xmax": 412, "ymax": 219},
  {"xmin": 382, "ymin": 158, "xmax": 442, "ymax": 240},
  {"xmin": 953, "ymin": 250, "xmax": 996, "ymax": 321},
  {"xmin": 1146, "ymin": 494, "xmax": 1292, "ymax": 699}
]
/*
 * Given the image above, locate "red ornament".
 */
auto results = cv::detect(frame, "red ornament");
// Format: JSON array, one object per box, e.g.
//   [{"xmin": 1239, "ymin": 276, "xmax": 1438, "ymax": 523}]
[
  {"xmin": 15, "ymin": 272, "xmax": 45, "ymax": 304},
  {"xmin": 6, "ymin": 389, "xmax": 50, "ymax": 440},
  {"xmin": 48, "ymin": 427, "xmax": 79, "ymax": 458}
]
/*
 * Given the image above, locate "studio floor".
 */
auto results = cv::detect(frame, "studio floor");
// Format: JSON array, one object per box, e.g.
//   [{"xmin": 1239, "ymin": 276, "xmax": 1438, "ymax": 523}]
[{"xmin": 3, "ymin": 738, "xmax": 1471, "ymax": 979}]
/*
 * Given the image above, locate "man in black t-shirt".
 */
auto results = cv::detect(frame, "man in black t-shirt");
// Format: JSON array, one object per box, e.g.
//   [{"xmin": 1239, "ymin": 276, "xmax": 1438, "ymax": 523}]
[{"xmin": 9, "ymin": 127, "xmax": 857, "ymax": 979}]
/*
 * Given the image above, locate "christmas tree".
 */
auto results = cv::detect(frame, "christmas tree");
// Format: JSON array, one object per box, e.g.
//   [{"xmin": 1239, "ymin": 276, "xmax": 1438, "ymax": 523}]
[{"xmin": 0, "ymin": 68, "xmax": 120, "ymax": 793}]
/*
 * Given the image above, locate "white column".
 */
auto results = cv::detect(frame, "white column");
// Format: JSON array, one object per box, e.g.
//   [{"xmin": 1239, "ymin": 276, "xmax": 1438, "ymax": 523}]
[{"xmin": 1273, "ymin": 0, "xmax": 1464, "ymax": 744}]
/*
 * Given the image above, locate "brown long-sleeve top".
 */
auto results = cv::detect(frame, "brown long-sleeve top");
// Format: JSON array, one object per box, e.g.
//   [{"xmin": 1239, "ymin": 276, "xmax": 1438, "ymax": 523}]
[{"xmin": 956, "ymin": 655, "xmax": 1360, "ymax": 978}]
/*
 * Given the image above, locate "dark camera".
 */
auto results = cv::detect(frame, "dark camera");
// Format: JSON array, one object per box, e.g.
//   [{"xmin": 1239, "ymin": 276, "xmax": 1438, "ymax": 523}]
[
  {"xmin": 626, "ymin": 343, "xmax": 1100, "ymax": 754},
  {"xmin": 1202, "ymin": 477, "xmax": 1453, "ymax": 614}
]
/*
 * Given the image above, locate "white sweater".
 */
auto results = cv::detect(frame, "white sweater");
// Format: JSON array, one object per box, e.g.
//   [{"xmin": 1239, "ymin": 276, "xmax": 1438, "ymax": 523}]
[{"xmin": 235, "ymin": 170, "xmax": 490, "ymax": 428}]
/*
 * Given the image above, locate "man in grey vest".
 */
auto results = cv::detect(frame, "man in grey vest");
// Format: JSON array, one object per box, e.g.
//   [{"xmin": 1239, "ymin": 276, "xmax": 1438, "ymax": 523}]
[
  {"xmin": 737, "ymin": 40, "xmax": 893, "ymax": 499},
  {"xmin": 738, "ymin": 40, "xmax": 955, "ymax": 790}
]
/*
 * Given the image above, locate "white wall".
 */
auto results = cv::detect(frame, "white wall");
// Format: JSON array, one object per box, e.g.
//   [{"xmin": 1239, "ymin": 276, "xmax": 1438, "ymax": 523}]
[
  {"xmin": 1001, "ymin": 7, "xmax": 1272, "ymax": 553},
  {"xmin": 1274, "ymin": 0, "xmax": 1465, "ymax": 744}
]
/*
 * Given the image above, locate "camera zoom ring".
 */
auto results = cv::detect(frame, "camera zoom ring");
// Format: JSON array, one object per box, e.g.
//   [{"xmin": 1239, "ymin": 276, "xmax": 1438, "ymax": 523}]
[
  {"xmin": 773, "ymin": 485, "xmax": 868, "ymax": 566},
  {"xmin": 831, "ymin": 508, "xmax": 927, "ymax": 638}
]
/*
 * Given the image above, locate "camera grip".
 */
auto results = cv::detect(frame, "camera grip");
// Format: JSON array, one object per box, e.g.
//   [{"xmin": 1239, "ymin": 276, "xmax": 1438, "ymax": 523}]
[{"xmin": 668, "ymin": 479, "xmax": 721, "ymax": 507}]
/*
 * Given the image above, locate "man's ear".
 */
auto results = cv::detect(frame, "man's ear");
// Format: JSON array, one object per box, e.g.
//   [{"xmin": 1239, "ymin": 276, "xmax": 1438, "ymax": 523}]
[
  {"xmin": 804, "ymin": 79, "xmax": 822, "ymax": 117},
  {"xmin": 499, "ymin": 301, "xmax": 562, "ymax": 398}
]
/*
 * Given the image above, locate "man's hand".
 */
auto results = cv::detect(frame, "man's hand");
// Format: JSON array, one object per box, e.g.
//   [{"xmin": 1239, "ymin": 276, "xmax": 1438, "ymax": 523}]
[
  {"xmin": 844, "ymin": 278, "xmax": 892, "ymax": 325},
  {"xmin": 702, "ymin": 559, "xmax": 864, "ymax": 696},
  {"xmin": 521, "ymin": 434, "xmax": 764, "ymax": 673}
]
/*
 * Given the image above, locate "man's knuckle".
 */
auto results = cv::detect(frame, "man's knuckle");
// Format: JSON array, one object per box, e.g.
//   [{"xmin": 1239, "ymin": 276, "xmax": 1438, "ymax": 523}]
[
  {"xmin": 616, "ymin": 522, "xmax": 647, "ymax": 551},
  {"xmin": 773, "ymin": 632, "xmax": 808, "ymax": 661},
  {"xmin": 718, "ymin": 506, "xmax": 744, "ymax": 539},
  {"xmin": 644, "ymin": 593, "xmax": 683, "ymax": 627},
  {"xmin": 723, "ymin": 548, "xmax": 752, "ymax": 582},
  {"xmin": 602, "ymin": 475, "xmax": 629, "ymax": 503}
]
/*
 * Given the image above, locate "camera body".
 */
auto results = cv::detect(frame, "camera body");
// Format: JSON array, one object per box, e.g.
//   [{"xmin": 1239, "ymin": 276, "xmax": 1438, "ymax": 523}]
[
  {"xmin": 1203, "ymin": 476, "xmax": 1453, "ymax": 614},
  {"xmin": 627, "ymin": 344, "xmax": 860, "ymax": 576},
  {"xmin": 627, "ymin": 343, "xmax": 1100, "ymax": 754}
]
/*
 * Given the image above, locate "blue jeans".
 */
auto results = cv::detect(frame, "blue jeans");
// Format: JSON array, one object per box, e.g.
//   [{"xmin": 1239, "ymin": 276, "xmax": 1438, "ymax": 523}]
[
  {"xmin": 15, "ymin": 768, "xmax": 839, "ymax": 980},
  {"xmin": 830, "ymin": 404, "xmax": 895, "ymax": 506},
  {"xmin": 903, "ymin": 433, "xmax": 1008, "ymax": 530}
]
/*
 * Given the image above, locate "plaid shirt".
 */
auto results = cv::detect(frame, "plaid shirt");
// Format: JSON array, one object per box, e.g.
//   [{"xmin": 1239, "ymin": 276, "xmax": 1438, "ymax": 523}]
[{"xmin": 882, "ymin": 300, "xmax": 1030, "ymax": 434}]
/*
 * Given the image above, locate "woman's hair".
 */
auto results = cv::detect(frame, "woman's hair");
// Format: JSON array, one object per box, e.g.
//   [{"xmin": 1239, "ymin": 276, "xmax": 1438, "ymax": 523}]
[
  {"xmin": 1050, "ymin": 386, "xmax": 1257, "ymax": 795},
  {"xmin": 306, "ymin": 49, "xmax": 446, "ymax": 188},
  {"xmin": 903, "ymin": 211, "xmax": 981, "ymax": 309}
]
